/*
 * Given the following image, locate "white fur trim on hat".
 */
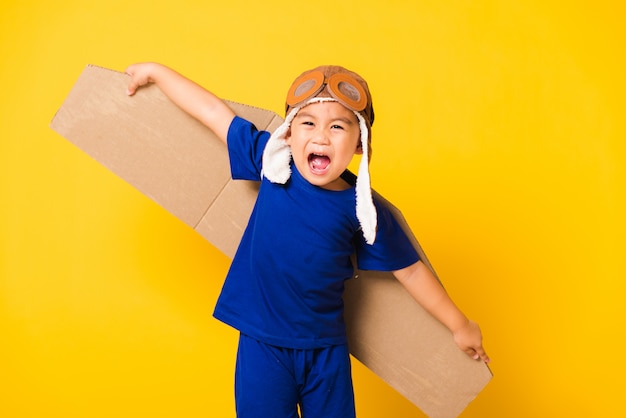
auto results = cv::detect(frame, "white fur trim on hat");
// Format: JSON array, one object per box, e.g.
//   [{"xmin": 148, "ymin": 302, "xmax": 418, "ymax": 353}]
[
  {"xmin": 261, "ymin": 106, "xmax": 298, "ymax": 184},
  {"xmin": 261, "ymin": 98, "xmax": 377, "ymax": 244},
  {"xmin": 353, "ymin": 111, "xmax": 377, "ymax": 245}
]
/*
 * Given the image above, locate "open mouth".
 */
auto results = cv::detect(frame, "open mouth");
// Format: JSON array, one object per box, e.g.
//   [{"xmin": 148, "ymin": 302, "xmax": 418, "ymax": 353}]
[{"xmin": 308, "ymin": 153, "xmax": 331, "ymax": 174}]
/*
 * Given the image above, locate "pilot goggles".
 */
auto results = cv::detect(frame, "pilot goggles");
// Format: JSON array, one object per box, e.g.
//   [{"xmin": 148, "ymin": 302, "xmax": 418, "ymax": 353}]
[{"xmin": 286, "ymin": 69, "xmax": 369, "ymax": 113}]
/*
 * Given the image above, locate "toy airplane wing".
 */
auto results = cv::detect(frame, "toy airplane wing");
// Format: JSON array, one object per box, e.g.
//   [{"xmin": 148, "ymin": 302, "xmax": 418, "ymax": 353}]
[{"xmin": 51, "ymin": 65, "xmax": 491, "ymax": 418}]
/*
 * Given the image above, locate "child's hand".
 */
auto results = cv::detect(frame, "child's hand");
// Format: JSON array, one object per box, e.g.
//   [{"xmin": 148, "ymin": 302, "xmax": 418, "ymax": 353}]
[
  {"xmin": 125, "ymin": 62, "xmax": 159, "ymax": 96},
  {"xmin": 453, "ymin": 320, "xmax": 490, "ymax": 363}
]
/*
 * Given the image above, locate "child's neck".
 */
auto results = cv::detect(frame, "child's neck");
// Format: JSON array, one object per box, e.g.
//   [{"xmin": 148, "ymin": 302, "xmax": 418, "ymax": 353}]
[{"xmin": 321, "ymin": 176, "xmax": 352, "ymax": 191}]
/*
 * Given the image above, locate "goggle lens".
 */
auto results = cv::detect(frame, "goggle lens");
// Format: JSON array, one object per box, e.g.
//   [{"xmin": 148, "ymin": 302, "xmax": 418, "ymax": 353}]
[{"xmin": 327, "ymin": 73, "xmax": 368, "ymax": 112}]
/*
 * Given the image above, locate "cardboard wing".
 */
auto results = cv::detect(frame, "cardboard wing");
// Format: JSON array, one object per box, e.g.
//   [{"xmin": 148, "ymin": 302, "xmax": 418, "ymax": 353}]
[{"xmin": 50, "ymin": 65, "xmax": 491, "ymax": 418}]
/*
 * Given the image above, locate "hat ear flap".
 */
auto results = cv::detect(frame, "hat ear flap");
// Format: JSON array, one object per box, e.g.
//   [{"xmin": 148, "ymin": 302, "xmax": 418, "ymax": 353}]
[
  {"xmin": 261, "ymin": 107, "xmax": 299, "ymax": 184},
  {"xmin": 354, "ymin": 111, "xmax": 377, "ymax": 245}
]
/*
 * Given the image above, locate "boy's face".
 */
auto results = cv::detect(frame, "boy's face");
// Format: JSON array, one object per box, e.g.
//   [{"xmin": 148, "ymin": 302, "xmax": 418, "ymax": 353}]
[{"xmin": 286, "ymin": 101, "xmax": 362, "ymax": 191}]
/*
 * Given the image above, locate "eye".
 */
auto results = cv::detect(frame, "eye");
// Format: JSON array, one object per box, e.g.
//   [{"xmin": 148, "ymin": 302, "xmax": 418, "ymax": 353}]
[{"xmin": 331, "ymin": 124, "xmax": 345, "ymax": 130}]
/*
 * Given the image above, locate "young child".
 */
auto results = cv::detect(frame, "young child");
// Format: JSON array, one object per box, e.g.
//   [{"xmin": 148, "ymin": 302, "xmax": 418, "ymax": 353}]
[{"xmin": 125, "ymin": 62, "xmax": 489, "ymax": 418}]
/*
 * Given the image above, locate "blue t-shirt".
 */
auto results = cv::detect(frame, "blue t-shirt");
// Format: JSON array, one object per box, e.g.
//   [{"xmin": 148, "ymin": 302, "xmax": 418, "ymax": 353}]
[{"xmin": 213, "ymin": 116, "xmax": 419, "ymax": 349}]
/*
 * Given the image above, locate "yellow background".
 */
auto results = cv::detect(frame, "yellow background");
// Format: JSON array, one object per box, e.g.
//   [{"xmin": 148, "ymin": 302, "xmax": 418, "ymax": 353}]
[{"xmin": 1, "ymin": 1, "xmax": 624, "ymax": 417}]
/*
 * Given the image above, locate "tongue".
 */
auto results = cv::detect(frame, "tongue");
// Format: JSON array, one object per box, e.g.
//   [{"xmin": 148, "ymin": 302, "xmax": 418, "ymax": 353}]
[{"xmin": 310, "ymin": 155, "xmax": 330, "ymax": 172}]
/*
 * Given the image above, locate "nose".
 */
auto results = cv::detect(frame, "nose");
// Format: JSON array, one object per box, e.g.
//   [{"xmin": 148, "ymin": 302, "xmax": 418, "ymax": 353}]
[{"xmin": 312, "ymin": 127, "xmax": 330, "ymax": 145}]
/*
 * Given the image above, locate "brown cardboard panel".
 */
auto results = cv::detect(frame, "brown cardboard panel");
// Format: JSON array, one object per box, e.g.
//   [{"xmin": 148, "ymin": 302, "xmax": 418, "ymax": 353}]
[
  {"xmin": 196, "ymin": 179, "xmax": 258, "ymax": 258},
  {"xmin": 51, "ymin": 65, "xmax": 491, "ymax": 417},
  {"xmin": 51, "ymin": 66, "xmax": 231, "ymax": 228},
  {"xmin": 195, "ymin": 102, "xmax": 284, "ymax": 257},
  {"xmin": 345, "ymin": 193, "xmax": 492, "ymax": 418}
]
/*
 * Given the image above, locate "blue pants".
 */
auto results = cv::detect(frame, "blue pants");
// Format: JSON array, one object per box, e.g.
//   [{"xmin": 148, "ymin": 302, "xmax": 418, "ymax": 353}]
[{"xmin": 235, "ymin": 334, "xmax": 356, "ymax": 418}]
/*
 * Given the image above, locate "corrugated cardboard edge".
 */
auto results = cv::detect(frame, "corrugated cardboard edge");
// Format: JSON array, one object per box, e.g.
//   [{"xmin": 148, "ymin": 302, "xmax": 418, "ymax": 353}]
[{"xmin": 50, "ymin": 65, "xmax": 492, "ymax": 417}]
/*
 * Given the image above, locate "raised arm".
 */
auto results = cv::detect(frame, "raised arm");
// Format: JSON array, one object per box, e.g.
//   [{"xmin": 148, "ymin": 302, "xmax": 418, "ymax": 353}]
[
  {"xmin": 393, "ymin": 260, "xmax": 490, "ymax": 363},
  {"xmin": 125, "ymin": 62, "xmax": 236, "ymax": 144}
]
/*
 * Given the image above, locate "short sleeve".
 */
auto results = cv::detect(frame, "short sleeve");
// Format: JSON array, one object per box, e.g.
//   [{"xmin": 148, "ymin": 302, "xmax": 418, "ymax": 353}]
[
  {"xmin": 227, "ymin": 116, "xmax": 271, "ymax": 181},
  {"xmin": 355, "ymin": 198, "xmax": 420, "ymax": 272}
]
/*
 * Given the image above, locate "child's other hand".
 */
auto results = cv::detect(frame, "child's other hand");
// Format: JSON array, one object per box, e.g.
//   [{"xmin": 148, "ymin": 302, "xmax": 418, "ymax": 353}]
[
  {"xmin": 125, "ymin": 62, "xmax": 158, "ymax": 96},
  {"xmin": 453, "ymin": 320, "xmax": 490, "ymax": 363}
]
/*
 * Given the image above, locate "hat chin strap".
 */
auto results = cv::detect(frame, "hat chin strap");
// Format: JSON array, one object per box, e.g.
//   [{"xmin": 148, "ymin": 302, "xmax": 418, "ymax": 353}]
[{"xmin": 262, "ymin": 98, "xmax": 377, "ymax": 245}]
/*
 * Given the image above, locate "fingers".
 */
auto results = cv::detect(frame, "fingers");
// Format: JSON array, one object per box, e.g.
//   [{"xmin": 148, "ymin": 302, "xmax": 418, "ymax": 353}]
[
  {"xmin": 465, "ymin": 346, "xmax": 490, "ymax": 363},
  {"xmin": 474, "ymin": 348, "xmax": 490, "ymax": 363},
  {"xmin": 125, "ymin": 67, "xmax": 139, "ymax": 96},
  {"xmin": 124, "ymin": 64, "xmax": 148, "ymax": 96},
  {"xmin": 455, "ymin": 321, "xmax": 491, "ymax": 363},
  {"xmin": 126, "ymin": 80, "xmax": 138, "ymax": 96}
]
